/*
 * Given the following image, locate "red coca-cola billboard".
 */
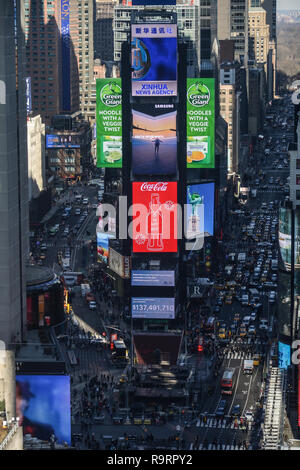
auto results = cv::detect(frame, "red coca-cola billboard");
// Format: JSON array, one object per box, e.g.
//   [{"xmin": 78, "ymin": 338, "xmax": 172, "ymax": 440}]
[{"xmin": 132, "ymin": 181, "xmax": 177, "ymax": 253}]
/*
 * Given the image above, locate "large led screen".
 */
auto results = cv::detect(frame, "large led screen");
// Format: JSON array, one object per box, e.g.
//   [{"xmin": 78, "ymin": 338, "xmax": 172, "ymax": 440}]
[
  {"xmin": 279, "ymin": 207, "xmax": 300, "ymax": 271},
  {"xmin": 131, "ymin": 270, "xmax": 175, "ymax": 286},
  {"xmin": 96, "ymin": 78, "xmax": 122, "ymax": 168},
  {"xmin": 46, "ymin": 134, "xmax": 80, "ymax": 148},
  {"xmin": 186, "ymin": 183, "xmax": 214, "ymax": 239},
  {"xmin": 97, "ymin": 232, "xmax": 114, "ymax": 264},
  {"xmin": 16, "ymin": 375, "xmax": 71, "ymax": 444},
  {"xmin": 186, "ymin": 78, "xmax": 215, "ymax": 168},
  {"xmin": 132, "ymin": 182, "xmax": 177, "ymax": 253},
  {"xmin": 132, "ymin": 297, "xmax": 175, "ymax": 319},
  {"xmin": 278, "ymin": 342, "xmax": 291, "ymax": 369},
  {"xmin": 132, "ymin": 104, "xmax": 177, "ymax": 175},
  {"xmin": 131, "ymin": 24, "xmax": 177, "ymax": 97}
]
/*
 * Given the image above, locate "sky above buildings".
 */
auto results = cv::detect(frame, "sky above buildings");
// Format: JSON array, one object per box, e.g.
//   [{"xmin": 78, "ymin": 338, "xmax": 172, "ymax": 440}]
[{"xmin": 277, "ymin": 0, "xmax": 300, "ymax": 10}]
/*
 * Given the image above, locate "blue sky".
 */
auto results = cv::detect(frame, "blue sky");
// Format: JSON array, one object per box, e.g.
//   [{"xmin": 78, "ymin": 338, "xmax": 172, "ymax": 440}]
[{"xmin": 277, "ymin": 0, "xmax": 300, "ymax": 10}]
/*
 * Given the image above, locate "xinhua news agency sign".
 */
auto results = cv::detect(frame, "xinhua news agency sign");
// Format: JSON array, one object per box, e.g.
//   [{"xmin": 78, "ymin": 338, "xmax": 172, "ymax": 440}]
[
  {"xmin": 61, "ymin": 0, "xmax": 70, "ymax": 112},
  {"xmin": 96, "ymin": 78, "xmax": 122, "ymax": 168},
  {"xmin": 186, "ymin": 78, "xmax": 215, "ymax": 169}
]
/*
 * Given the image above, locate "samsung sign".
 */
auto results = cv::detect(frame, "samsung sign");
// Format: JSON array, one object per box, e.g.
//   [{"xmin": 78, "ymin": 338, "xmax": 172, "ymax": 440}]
[{"xmin": 61, "ymin": 0, "xmax": 70, "ymax": 112}]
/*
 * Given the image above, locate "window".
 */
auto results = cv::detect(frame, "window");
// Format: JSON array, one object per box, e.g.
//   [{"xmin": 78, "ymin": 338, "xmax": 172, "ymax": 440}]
[
  {"xmin": 297, "ymin": 190, "xmax": 300, "ymax": 200},
  {"xmin": 296, "ymin": 175, "xmax": 300, "ymax": 185},
  {"xmin": 296, "ymin": 160, "xmax": 300, "ymax": 170}
]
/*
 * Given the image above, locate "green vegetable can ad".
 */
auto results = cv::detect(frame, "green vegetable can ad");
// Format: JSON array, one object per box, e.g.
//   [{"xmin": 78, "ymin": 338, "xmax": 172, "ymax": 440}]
[
  {"xmin": 96, "ymin": 78, "xmax": 122, "ymax": 168},
  {"xmin": 186, "ymin": 78, "xmax": 215, "ymax": 169}
]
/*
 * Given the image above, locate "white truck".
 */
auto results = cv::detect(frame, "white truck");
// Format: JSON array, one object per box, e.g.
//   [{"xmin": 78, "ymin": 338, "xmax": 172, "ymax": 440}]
[
  {"xmin": 81, "ymin": 283, "xmax": 91, "ymax": 297},
  {"xmin": 243, "ymin": 359, "xmax": 254, "ymax": 375}
]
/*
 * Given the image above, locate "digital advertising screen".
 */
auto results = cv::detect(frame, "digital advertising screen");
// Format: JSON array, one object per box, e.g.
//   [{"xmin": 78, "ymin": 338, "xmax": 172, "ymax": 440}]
[
  {"xmin": 186, "ymin": 78, "xmax": 215, "ymax": 168},
  {"xmin": 46, "ymin": 134, "xmax": 81, "ymax": 148},
  {"xmin": 131, "ymin": 270, "xmax": 175, "ymax": 286},
  {"xmin": 16, "ymin": 375, "xmax": 71, "ymax": 445},
  {"xmin": 132, "ymin": 0, "xmax": 176, "ymax": 4},
  {"xmin": 278, "ymin": 207, "xmax": 300, "ymax": 271},
  {"xmin": 131, "ymin": 24, "xmax": 177, "ymax": 97},
  {"xmin": 132, "ymin": 103, "xmax": 177, "ymax": 175},
  {"xmin": 97, "ymin": 232, "xmax": 114, "ymax": 264},
  {"xmin": 186, "ymin": 183, "xmax": 215, "ymax": 239},
  {"xmin": 26, "ymin": 77, "xmax": 32, "ymax": 115},
  {"xmin": 96, "ymin": 78, "xmax": 122, "ymax": 168},
  {"xmin": 109, "ymin": 248, "xmax": 131, "ymax": 279},
  {"xmin": 131, "ymin": 297, "xmax": 175, "ymax": 319},
  {"xmin": 278, "ymin": 342, "xmax": 291, "ymax": 369},
  {"xmin": 132, "ymin": 182, "xmax": 178, "ymax": 253}
]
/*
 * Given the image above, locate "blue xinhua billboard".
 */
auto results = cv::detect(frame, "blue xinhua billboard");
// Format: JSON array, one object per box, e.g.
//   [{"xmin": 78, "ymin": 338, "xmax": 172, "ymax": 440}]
[{"xmin": 61, "ymin": 0, "xmax": 70, "ymax": 112}]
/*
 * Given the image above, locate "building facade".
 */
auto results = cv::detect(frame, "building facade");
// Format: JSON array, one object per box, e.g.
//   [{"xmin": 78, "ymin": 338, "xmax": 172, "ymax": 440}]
[
  {"xmin": 217, "ymin": 0, "xmax": 249, "ymax": 65},
  {"xmin": 27, "ymin": 115, "xmax": 46, "ymax": 201},
  {"xmin": 0, "ymin": 0, "xmax": 29, "ymax": 344}
]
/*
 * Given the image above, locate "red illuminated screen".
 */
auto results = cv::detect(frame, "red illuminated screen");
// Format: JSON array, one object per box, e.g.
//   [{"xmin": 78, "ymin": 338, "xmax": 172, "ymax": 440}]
[{"xmin": 132, "ymin": 182, "xmax": 177, "ymax": 253}]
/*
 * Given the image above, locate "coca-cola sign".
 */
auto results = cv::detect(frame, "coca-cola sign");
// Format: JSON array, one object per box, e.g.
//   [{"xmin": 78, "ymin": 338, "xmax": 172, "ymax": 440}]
[
  {"xmin": 140, "ymin": 182, "xmax": 168, "ymax": 192},
  {"xmin": 132, "ymin": 182, "xmax": 177, "ymax": 253}
]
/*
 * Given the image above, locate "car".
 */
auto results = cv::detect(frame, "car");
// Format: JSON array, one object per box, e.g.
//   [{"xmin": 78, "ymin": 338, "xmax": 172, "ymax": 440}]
[
  {"xmin": 89, "ymin": 301, "xmax": 97, "ymax": 310},
  {"xmin": 250, "ymin": 312, "xmax": 256, "ymax": 322},
  {"xmin": 232, "ymin": 404, "xmax": 241, "ymax": 416},
  {"xmin": 239, "ymin": 325, "xmax": 247, "ymax": 337},
  {"xmin": 244, "ymin": 411, "xmax": 254, "ymax": 422},
  {"xmin": 216, "ymin": 400, "xmax": 227, "ymax": 417},
  {"xmin": 248, "ymin": 325, "xmax": 256, "ymax": 335},
  {"xmin": 40, "ymin": 243, "xmax": 47, "ymax": 251},
  {"xmin": 259, "ymin": 319, "xmax": 268, "ymax": 330},
  {"xmin": 75, "ymin": 208, "xmax": 81, "ymax": 215},
  {"xmin": 243, "ymin": 316, "xmax": 251, "ymax": 326}
]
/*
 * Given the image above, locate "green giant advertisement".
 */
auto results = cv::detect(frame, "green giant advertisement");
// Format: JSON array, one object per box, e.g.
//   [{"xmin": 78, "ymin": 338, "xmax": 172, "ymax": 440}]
[
  {"xmin": 96, "ymin": 78, "xmax": 122, "ymax": 168},
  {"xmin": 186, "ymin": 78, "xmax": 215, "ymax": 168}
]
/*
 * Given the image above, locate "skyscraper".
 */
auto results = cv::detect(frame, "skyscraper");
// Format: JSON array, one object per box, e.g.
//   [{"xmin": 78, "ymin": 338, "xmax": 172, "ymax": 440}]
[
  {"xmin": 217, "ymin": 0, "xmax": 249, "ymax": 64},
  {"xmin": 0, "ymin": 0, "xmax": 29, "ymax": 344},
  {"xmin": 24, "ymin": 0, "xmax": 79, "ymax": 124}
]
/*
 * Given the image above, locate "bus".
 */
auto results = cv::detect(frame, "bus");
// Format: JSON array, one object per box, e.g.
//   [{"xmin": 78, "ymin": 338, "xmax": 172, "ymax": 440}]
[{"xmin": 221, "ymin": 368, "xmax": 236, "ymax": 395}]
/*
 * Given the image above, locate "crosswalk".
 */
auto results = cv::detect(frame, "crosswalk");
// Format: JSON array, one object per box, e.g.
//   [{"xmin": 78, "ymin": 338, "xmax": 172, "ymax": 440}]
[
  {"xmin": 223, "ymin": 351, "xmax": 258, "ymax": 360},
  {"xmin": 195, "ymin": 418, "xmax": 252, "ymax": 430},
  {"xmin": 194, "ymin": 443, "xmax": 251, "ymax": 450}
]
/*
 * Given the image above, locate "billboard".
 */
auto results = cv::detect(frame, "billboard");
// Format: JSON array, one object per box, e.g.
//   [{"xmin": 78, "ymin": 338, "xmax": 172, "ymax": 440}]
[
  {"xmin": 278, "ymin": 342, "xmax": 291, "ymax": 369},
  {"xmin": 132, "ymin": 182, "xmax": 177, "ymax": 253},
  {"xmin": 96, "ymin": 78, "xmax": 122, "ymax": 168},
  {"xmin": 109, "ymin": 248, "xmax": 131, "ymax": 279},
  {"xmin": 132, "ymin": 104, "xmax": 177, "ymax": 175},
  {"xmin": 132, "ymin": 0, "xmax": 176, "ymax": 4},
  {"xmin": 61, "ymin": 0, "xmax": 70, "ymax": 111},
  {"xmin": 16, "ymin": 375, "xmax": 71, "ymax": 444},
  {"xmin": 97, "ymin": 233, "xmax": 114, "ymax": 263},
  {"xmin": 279, "ymin": 207, "xmax": 300, "ymax": 271},
  {"xmin": 132, "ymin": 297, "xmax": 175, "ymax": 319},
  {"xmin": 186, "ymin": 183, "xmax": 215, "ymax": 239},
  {"xmin": 26, "ymin": 77, "xmax": 32, "ymax": 114},
  {"xmin": 186, "ymin": 78, "xmax": 215, "ymax": 168},
  {"xmin": 131, "ymin": 270, "xmax": 175, "ymax": 286},
  {"xmin": 131, "ymin": 24, "xmax": 177, "ymax": 97},
  {"xmin": 46, "ymin": 134, "xmax": 81, "ymax": 148}
]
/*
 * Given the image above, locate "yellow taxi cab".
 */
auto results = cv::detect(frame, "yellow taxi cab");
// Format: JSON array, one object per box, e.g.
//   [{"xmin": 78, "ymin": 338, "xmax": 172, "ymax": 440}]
[
  {"xmin": 218, "ymin": 328, "xmax": 226, "ymax": 339},
  {"xmin": 253, "ymin": 354, "xmax": 260, "ymax": 366},
  {"xmin": 239, "ymin": 324, "xmax": 247, "ymax": 337}
]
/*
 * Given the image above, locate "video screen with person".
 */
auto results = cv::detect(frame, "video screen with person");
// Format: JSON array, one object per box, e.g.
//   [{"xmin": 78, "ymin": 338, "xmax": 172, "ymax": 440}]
[
  {"xmin": 16, "ymin": 375, "xmax": 71, "ymax": 445},
  {"xmin": 132, "ymin": 104, "xmax": 177, "ymax": 175}
]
